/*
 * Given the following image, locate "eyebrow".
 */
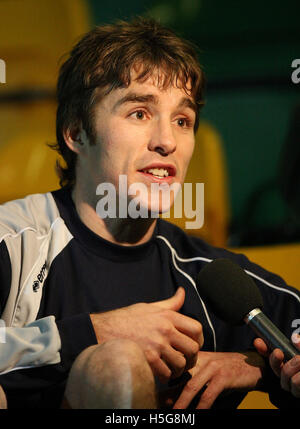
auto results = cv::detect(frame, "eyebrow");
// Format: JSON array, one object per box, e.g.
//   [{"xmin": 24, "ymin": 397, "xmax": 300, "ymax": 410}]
[
  {"xmin": 112, "ymin": 92, "xmax": 158, "ymax": 112},
  {"xmin": 177, "ymin": 97, "xmax": 197, "ymax": 115},
  {"xmin": 112, "ymin": 91, "xmax": 197, "ymax": 115}
]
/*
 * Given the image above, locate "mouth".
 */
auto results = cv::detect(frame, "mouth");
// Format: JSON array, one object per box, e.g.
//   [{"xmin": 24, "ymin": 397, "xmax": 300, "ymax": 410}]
[{"xmin": 137, "ymin": 164, "xmax": 176, "ymax": 181}]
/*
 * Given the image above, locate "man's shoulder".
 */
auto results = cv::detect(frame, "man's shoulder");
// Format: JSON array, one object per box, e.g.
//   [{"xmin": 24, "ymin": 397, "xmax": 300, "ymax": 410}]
[
  {"xmin": 155, "ymin": 218, "xmax": 245, "ymax": 262},
  {"xmin": 156, "ymin": 220, "xmax": 300, "ymax": 309},
  {"xmin": 0, "ymin": 191, "xmax": 60, "ymax": 237},
  {"xmin": 155, "ymin": 219, "xmax": 294, "ymax": 287}
]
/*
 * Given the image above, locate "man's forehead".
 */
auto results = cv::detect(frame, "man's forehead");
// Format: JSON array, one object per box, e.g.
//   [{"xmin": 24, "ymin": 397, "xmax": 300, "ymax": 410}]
[
  {"xmin": 105, "ymin": 69, "xmax": 196, "ymax": 110},
  {"xmin": 110, "ymin": 90, "xmax": 197, "ymax": 117},
  {"xmin": 129, "ymin": 65, "xmax": 193, "ymax": 91}
]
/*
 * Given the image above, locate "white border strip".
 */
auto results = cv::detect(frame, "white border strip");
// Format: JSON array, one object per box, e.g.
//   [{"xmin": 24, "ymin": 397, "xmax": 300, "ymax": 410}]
[
  {"xmin": 157, "ymin": 235, "xmax": 217, "ymax": 351},
  {"xmin": 0, "ymin": 217, "xmax": 61, "ymax": 244},
  {"xmin": 244, "ymin": 269, "xmax": 300, "ymax": 304}
]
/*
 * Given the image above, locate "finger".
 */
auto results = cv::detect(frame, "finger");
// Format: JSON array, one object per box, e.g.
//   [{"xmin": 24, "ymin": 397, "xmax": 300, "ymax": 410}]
[
  {"xmin": 157, "ymin": 381, "xmax": 187, "ymax": 409},
  {"xmin": 291, "ymin": 333, "xmax": 300, "ymax": 351},
  {"xmin": 173, "ymin": 364, "xmax": 213, "ymax": 409},
  {"xmin": 169, "ymin": 331, "xmax": 199, "ymax": 370},
  {"xmin": 281, "ymin": 355, "xmax": 300, "ymax": 392},
  {"xmin": 173, "ymin": 374, "xmax": 206, "ymax": 409},
  {"xmin": 154, "ymin": 287, "xmax": 185, "ymax": 312},
  {"xmin": 269, "ymin": 348, "xmax": 285, "ymax": 377},
  {"xmin": 169, "ymin": 311, "xmax": 203, "ymax": 348},
  {"xmin": 159, "ymin": 345, "xmax": 187, "ymax": 379},
  {"xmin": 145, "ymin": 349, "xmax": 172, "ymax": 383},
  {"xmin": 291, "ymin": 372, "xmax": 300, "ymax": 398},
  {"xmin": 196, "ymin": 382, "xmax": 224, "ymax": 409},
  {"xmin": 253, "ymin": 338, "xmax": 269, "ymax": 357}
]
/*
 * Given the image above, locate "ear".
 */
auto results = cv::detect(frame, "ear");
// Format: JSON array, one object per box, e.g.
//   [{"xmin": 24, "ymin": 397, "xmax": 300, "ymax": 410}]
[{"xmin": 63, "ymin": 124, "xmax": 89, "ymax": 154}]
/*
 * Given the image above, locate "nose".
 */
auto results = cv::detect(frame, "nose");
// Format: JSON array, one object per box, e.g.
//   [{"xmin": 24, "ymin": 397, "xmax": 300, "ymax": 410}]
[{"xmin": 148, "ymin": 118, "xmax": 176, "ymax": 156}]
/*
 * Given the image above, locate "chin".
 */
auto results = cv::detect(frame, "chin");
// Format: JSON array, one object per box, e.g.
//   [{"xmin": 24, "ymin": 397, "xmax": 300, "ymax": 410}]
[
  {"xmin": 127, "ymin": 193, "xmax": 174, "ymax": 219},
  {"xmin": 125, "ymin": 177, "xmax": 181, "ymax": 219}
]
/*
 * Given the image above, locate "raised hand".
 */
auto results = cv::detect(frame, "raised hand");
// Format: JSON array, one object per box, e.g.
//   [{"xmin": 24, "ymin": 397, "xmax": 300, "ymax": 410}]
[
  {"xmin": 254, "ymin": 334, "xmax": 300, "ymax": 398},
  {"xmin": 90, "ymin": 287, "xmax": 203, "ymax": 382}
]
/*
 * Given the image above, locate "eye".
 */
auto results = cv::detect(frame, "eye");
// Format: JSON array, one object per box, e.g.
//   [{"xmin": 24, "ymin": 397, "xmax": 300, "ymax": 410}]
[
  {"xmin": 131, "ymin": 110, "xmax": 146, "ymax": 120},
  {"xmin": 177, "ymin": 117, "xmax": 192, "ymax": 128}
]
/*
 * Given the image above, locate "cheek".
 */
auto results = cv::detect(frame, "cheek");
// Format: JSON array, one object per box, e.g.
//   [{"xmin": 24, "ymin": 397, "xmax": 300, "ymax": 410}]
[
  {"xmin": 92, "ymin": 131, "xmax": 135, "ymax": 183},
  {"xmin": 101, "ymin": 121, "xmax": 137, "ymax": 157},
  {"xmin": 105, "ymin": 125, "xmax": 146, "ymax": 172}
]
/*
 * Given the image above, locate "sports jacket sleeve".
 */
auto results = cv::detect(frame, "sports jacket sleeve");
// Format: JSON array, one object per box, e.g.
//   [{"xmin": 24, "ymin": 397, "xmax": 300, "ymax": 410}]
[
  {"xmin": 0, "ymin": 193, "xmax": 98, "ymax": 378},
  {"xmin": 0, "ymin": 316, "xmax": 61, "ymax": 375},
  {"xmin": 0, "ymin": 240, "xmax": 61, "ymax": 375}
]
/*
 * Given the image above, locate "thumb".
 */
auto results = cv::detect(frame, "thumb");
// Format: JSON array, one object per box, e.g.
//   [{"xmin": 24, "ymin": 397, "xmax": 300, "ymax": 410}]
[
  {"xmin": 291, "ymin": 333, "xmax": 300, "ymax": 351},
  {"xmin": 154, "ymin": 287, "xmax": 185, "ymax": 311}
]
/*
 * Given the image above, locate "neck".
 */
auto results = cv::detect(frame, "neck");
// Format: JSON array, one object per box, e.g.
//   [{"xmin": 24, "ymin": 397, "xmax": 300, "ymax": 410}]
[{"xmin": 71, "ymin": 184, "xmax": 157, "ymax": 246}]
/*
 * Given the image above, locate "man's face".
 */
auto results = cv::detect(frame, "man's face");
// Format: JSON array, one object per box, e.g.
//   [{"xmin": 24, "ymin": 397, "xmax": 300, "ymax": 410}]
[{"xmin": 79, "ymin": 70, "xmax": 196, "ymax": 215}]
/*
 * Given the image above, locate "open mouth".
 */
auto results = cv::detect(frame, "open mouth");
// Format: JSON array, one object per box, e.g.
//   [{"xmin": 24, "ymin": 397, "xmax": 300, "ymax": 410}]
[{"xmin": 138, "ymin": 165, "xmax": 176, "ymax": 180}]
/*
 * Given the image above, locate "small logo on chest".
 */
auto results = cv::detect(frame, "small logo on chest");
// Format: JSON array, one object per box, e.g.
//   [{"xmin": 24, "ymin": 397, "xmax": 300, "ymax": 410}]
[{"xmin": 32, "ymin": 261, "xmax": 47, "ymax": 292}]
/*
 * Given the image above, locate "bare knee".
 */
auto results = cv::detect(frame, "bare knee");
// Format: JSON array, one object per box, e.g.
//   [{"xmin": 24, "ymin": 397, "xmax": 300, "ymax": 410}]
[
  {"xmin": 65, "ymin": 339, "xmax": 156, "ymax": 409},
  {"xmin": 0, "ymin": 385, "xmax": 7, "ymax": 409}
]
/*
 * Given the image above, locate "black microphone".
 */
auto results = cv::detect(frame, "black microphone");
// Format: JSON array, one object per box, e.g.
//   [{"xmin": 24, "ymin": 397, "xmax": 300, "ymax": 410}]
[{"xmin": 196, "ymin": 258, "xmax": 298, "ymax": 361}]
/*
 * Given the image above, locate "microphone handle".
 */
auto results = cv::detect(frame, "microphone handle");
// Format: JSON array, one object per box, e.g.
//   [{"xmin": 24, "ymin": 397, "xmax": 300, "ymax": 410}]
[{"xmin": 244, "ymin": 308, "xmax": 298, "ymax": 362}]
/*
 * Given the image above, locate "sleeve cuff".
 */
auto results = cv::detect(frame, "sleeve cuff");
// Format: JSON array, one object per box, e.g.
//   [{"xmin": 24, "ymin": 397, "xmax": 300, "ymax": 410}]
[{"xmin": 56, "ymin": 313, "xmax": 97, "ymax": 370}]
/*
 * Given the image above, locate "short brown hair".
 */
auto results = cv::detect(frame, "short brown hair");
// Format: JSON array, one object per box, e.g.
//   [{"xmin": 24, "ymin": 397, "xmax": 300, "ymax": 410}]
[{"xmin": 54, "ymin": 16, "xmax": 205, "ymax": 187}]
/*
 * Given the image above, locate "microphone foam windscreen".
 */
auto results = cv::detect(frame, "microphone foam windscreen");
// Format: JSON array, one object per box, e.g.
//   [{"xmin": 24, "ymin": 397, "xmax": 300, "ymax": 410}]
[{"xmin": 196, "ymin": 258, "xmax": 263, "ymax": 325}]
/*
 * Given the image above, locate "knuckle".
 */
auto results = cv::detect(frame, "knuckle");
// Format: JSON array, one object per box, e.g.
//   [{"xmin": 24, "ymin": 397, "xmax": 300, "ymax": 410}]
[
  {"xmin": 193, "ymin": 321, "xmax": 204, "ymax": 346},
  {"xmin": 293, "ymin": 371, "xmax": 300, "ymax": 384},
  {"xmin": 194, "ymin": 321, "xmax": 203, "ymax": 335},
  {"xmin": 184, "ymin": 346, "xmax": 199, "ymax": 369},
  {"xmin": 160, "ymin": 321, "xmax": 173, "ymax": 337},
  {"xmin": 185, "ymin": 380, "xmax": 199, "ymax": 394},
  {"xmin": 190, "ymin": 341, "xmax": 200, "ymax": 356},
  {"xmin": 162, "ymin": 367, "xmax": 172, "ymax": 381},
  {"xmin": 161, "ymin": 309, "xmax": 172, "ymax": 319},
  {"xmin": 163, "ymin": 352, "xmax": 187, "ymax": 378},
  {"xmin": 147, "ymin": 336, "xmax": 167, "ymax": 355},
  {"xmin": 176, "ymin": 353, "xmax": 187, "ymax": 370},
  {"xmin": 207, "ymin": 360, "xmax": 219, "ymax": 372},
  {"xmin": 145, "ymin": 349, "xmax": 160, "ymax": 365},
  {"xmin": 291, "ymin": 372, "xmax": 300, "ymax": 390}
]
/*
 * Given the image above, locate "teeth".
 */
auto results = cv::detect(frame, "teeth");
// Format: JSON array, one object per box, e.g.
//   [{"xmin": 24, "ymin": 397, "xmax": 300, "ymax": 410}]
[{"xmin": 144, "ymin": 168, "xmax": 169, "ymax": 177}]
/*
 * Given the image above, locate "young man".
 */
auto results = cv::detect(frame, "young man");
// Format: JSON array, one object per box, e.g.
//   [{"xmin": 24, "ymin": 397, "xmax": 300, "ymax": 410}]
[{"xmin": 0, "ymin": 17, "xmax": 299, "ymax": 409}]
